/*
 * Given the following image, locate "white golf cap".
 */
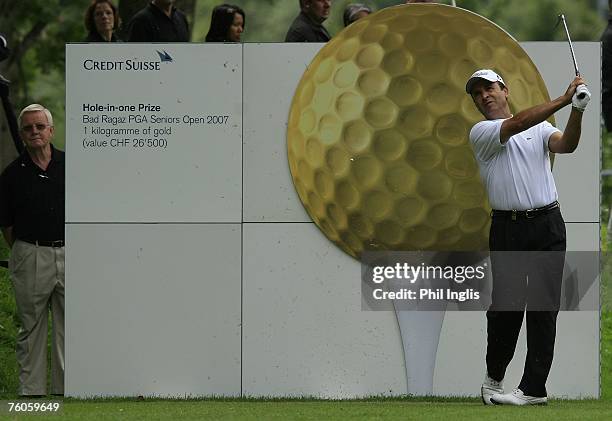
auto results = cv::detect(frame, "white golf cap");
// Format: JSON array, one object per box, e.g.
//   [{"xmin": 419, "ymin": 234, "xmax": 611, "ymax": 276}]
[{"xmin": 465, "ymin": 69, "xmax": 506, "ymax": 94}]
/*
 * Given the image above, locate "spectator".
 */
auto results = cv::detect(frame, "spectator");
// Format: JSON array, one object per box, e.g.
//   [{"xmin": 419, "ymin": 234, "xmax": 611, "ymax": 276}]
[
  {"xmin": 127, "ymin": 0, "xmax": 190, "ymax": 42},
  {"xmin": 0, "ymin": 104, "xmax": 65, "ymax": 397},
  {"xmin": 285, "ymin": 0, "xmax": 331, "ymax": 42},
  {"xmin": 343, "ymin": 3, "xmax": 371, "ymax": 27},
  {"xmin": 0, "ymin": 33, "xmax": 22, "ymax": 156},
  {"xmin": 205, "ymin": 4, "xmax": 245, "ymax": 42},
  {"xmin": 84, "ymin": 0, "xmax": 121, "ymax": 42}
]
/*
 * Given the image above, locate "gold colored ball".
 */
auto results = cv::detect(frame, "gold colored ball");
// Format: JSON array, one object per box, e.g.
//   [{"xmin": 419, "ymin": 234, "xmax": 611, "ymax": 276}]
[{"xmin": 287, "ymin": 4, "xmax": 553, "ymax": 259}]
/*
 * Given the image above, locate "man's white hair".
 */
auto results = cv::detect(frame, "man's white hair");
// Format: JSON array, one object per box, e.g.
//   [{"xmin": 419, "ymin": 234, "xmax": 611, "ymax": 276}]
[{"xmin": 18, "ymin": 104, "xmax": 53, "ymax": 128}]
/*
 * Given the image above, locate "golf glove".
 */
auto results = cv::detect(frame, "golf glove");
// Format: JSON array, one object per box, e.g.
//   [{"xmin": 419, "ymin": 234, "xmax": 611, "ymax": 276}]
[{"xmin": 572, "ymin": 84, "xmax": 591, "ymax": 112}]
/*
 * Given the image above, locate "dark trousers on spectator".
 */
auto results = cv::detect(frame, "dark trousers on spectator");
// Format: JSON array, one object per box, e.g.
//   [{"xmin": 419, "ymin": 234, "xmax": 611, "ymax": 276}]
[{"xmin": 486, "ymin": 207, "xmax": 566, "ymax": 398}]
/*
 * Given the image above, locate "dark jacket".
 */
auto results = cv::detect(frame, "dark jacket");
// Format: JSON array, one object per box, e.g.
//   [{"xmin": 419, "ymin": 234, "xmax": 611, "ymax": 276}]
[
  {"xmin": 285, "ymin": 11, "xmax": 330, "ymax": 42},
  {"xmin": 84, "ymin": 31, "xmax": 120, "ymax": 42},
  {"xmin": 127, "ymin": 2, "xmax": 190, "ymax": 42}
]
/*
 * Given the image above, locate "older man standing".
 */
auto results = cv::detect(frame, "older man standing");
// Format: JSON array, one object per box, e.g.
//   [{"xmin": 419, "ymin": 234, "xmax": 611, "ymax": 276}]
[
  {"xmin": 465, "ymin": 70, "xmax": 591, "ymax": 405},
  {"xmin": 285, "ymin": 0, "xmax": 332, "ymax": 42},
  {"xmin": 0, "ymin": 104, "xmax": 65, "ymax": 397}
]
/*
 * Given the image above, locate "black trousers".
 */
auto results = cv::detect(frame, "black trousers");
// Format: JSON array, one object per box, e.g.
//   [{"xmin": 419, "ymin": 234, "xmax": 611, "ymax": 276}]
[{"xmin": 486, "ymin": 207, "xmax": 566, "ymax": 397}]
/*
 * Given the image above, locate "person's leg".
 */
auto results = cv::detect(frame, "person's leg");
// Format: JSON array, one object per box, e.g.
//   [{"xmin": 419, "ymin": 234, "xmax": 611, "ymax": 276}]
[
  {"xmin": 520, "ymin": 209, "xmax": 566, "ymax": 396},
  {"xmin": 50, "ymin": 246, "xmax": 65, "ymax": 395},
  {"xmin": 485, "ymin": 310, "xmax": 524, "ymax": 381},
  {"xmin": 10, "ymin": 241, "xmax": 56, "ymax": 396},
  {"xmin": 486, "ymin": 217, "xmax": 528, "ymax": 382},
  {"xmin": 518, "ymin": 310, "xmax": 558, "ymax": 397}
]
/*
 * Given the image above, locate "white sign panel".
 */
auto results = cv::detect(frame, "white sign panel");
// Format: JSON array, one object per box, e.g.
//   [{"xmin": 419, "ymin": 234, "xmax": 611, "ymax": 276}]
[{"xmin": 66, "ymin": 44, "xmax": 242, "ymax": 223}]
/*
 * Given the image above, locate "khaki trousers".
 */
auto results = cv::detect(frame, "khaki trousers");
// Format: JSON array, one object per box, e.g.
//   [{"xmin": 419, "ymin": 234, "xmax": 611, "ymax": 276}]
[{"xmin": 9, "ymin": 240, "xmax": 64, "ymax": 396}]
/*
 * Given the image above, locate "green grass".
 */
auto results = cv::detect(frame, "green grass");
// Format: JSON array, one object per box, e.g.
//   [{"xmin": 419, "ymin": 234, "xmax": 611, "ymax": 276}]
[
  {"xmin": 2, "ymin": 398, "xmax": 608, "ymax": 420},
  {"xmin": 0, "ymin": 238, "xmax": 18, "ymax": 397},
  {"xmin": 603, "ymin": 250, "xmax": 612, "ymax": 313},
  {"xmin": 603, "ymin": 311, "xmax": 612, "ymax": 400}
]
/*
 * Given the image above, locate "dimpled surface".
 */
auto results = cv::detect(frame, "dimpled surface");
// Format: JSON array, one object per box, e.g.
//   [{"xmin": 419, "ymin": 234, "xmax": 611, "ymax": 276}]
[{"xmin": 287, "ymin": 4, "xmax": 554, "ymax": 260}]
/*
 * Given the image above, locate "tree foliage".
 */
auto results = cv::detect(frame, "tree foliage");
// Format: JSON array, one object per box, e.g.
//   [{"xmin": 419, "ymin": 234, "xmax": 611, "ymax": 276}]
[
  {"xmin": 0, "ymin": 0, "xmax": 84, "ymax": 168},
  {"xmin": 459, "ymin": 0, "xmax": 605, "ymax": 41}
]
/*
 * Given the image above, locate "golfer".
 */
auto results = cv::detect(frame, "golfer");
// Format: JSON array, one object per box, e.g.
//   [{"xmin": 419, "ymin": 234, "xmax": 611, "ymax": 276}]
[{"xmin": 465, "ymin": 69, "xmax": 591, "ymax": 405}]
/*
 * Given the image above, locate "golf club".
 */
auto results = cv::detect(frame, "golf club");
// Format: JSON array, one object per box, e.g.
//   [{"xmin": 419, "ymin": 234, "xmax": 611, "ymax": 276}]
[{"xmin": 556, "ymin": 14, "xmax": 587, "ymax": 99}]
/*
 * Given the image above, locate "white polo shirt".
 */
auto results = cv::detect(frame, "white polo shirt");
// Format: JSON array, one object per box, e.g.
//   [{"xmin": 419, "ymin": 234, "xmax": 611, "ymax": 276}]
[{"xmin": 469, "ymin": 118, "xmax": 561, "ymax": 211}]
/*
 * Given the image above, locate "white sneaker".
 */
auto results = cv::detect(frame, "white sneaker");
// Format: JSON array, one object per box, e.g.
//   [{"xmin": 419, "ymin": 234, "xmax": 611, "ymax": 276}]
[
  {"xmin": 490, "ymin": 388, "xmax": 547, "ymax": 406},
  {"xmin": 481, "ymin": 374, "xmax": 503, "ymax": 405}
]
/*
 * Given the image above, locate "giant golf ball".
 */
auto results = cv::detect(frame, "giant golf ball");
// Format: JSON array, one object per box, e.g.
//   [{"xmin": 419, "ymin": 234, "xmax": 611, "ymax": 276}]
[{"xmin": 287, "ymin": 4, "xmax": 554, "ymax": 259}]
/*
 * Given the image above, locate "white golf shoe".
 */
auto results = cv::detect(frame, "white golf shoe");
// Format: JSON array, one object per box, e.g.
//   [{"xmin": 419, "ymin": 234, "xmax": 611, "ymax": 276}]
[
  {"xmin": 481, "ymin": 374, "xmax": 504, "ymax": 405},
  {"xmin": 490, "ymin": 388, "xmax": 548, "ymax": 406}
]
